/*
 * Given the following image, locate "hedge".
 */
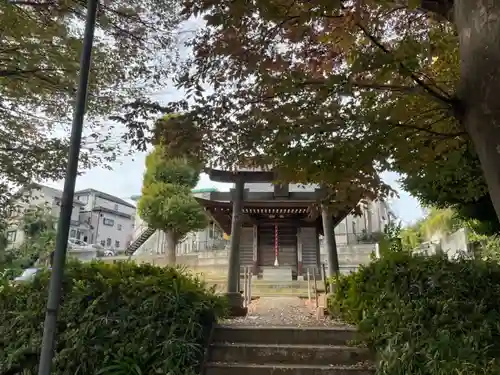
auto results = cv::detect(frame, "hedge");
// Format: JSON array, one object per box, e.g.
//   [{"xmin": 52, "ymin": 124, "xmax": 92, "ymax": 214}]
[
  {"xmin": 0, "ymin": 261, "xmax": 227, "ymax": 375},
  {"xmin": 328, "ymin": 251, "xmax": 500, "ymax": 375}
]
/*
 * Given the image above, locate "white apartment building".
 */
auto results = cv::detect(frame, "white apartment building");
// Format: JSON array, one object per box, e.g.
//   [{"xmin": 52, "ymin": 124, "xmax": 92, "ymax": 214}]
[
  {"xmin": 74, "ymin": 189, "xmax": 136, "ymax": 251},
  {"xmin": 334, "ymin": 199, "xmax": 394, "ymax": 245},
  {"xmin": 6, "ymin": 184, "xmax": 88, "ymax": 248}
]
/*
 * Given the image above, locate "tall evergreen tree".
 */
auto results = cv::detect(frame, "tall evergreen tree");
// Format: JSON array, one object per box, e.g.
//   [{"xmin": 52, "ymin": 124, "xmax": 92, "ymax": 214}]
[{"xmin": 137, "ymin": 146, "xmax": 207, "ymax": 264}]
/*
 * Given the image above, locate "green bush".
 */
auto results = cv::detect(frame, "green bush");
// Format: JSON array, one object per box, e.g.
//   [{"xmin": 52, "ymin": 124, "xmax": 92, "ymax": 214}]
[
  {"xmin": 0, "ymin": 261, "xmax": 227, "ymax": 375},
  {"xmin": 328, "ymin": 251, "xmax": 500, "ymax": 374}
]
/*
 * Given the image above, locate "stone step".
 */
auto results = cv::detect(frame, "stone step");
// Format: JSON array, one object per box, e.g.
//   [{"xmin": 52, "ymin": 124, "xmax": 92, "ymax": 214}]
[
  {"xmin": 209, "ymin": 343, "xmax": 372, "ymax": 366},
  {"xmin": 205, "ymin": 280, "xmax": 327, "ymax": 288},
  {"xmin": 212, "ymin": 326, "xmax": 358, "ymax": 346},
  {"xmin": 250, "ymin": 293, "xmax": 311, "ymax": 297},
  {"xmin": 204, "ymin": 362, "xmax": 374, "ymax": 375}
]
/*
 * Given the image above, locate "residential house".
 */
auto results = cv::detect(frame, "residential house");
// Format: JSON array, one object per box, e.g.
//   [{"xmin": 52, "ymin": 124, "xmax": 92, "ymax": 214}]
[
  {"xmin": 6, "ymin": 184, "xmax": 87, "ymax": 248},
  {"xmin": 74, "ymin": 189, "xmax": 135, "ymax": 252}
]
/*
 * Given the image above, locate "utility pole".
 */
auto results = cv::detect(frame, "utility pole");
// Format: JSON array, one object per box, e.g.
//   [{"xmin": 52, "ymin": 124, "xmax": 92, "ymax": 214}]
[{"xmin": 37, "ymin": 1, "xmax": 99, "ymax": 374}]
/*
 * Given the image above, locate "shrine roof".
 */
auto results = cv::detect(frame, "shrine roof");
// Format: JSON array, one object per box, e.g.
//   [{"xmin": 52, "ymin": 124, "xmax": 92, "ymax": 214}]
[
  {"xmin": 207, "ymin": 190, "xmax": 320, "ymax": 202},
  {"xmin": 195, "ymin": 197, "xmax": 314, "ymax": 210},
  {"xmin": 205, "ymin": 167, "xmax": 275, "ymax": 183}
]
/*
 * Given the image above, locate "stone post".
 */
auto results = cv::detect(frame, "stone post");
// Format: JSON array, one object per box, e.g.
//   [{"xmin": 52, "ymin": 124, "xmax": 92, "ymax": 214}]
[
  {"xmin": 321, "ymin": 204, "xmax": 340, "ymax": 282},
  {"xmin": 252, "ymin": 224, "xmax": 258, "ymax": 276},
  {"xmin": 226, "ymin": 176, "xmax": 246, "ymax": 316},
  {"xmin": 296, "ymin": 227, "xmax": 303, "ymax": 280}
]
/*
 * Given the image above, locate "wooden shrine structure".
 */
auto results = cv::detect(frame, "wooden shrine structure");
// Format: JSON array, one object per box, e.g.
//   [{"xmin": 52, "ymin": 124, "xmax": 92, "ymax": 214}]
[{"xmin": 195, "ymin": 167, "xmax": 358, "ymax": 314}]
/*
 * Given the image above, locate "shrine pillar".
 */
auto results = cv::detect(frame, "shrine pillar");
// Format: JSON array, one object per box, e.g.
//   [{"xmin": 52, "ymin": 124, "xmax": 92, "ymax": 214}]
[
  {"xmin": 321, "ymin": 204, "xmax": 340, "ymax": 281},
  {"xmin": 226, "ymin": 176, "xmax": 246, "ymax": 315}
]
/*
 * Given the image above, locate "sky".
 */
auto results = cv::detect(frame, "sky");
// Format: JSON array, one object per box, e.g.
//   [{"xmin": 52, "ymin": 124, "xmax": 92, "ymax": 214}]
[
  {"xmin": 43, "ymin": 17, "xmax": 425, "ymax": 226},
  {"xmin": 45, "ymin": 155, "xmax": 425, "ymax": 225}
]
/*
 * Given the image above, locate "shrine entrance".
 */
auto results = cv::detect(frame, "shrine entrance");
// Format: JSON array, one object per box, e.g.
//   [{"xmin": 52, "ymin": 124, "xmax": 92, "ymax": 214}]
[
  {"xmin": 257, "ymin": 224, "xmax": 297, "ymax": 268},
  {"xmin": 194, "ymin": 167, "xmax": 358, "ymax": 315}
]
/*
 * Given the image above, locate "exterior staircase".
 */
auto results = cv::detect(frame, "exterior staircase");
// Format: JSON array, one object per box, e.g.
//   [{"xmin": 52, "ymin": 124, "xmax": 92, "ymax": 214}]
[
  {"xmin": 204, "ymin": 325, "xmax": 374, "ymax": 375},
  {"xmin": 125, "ymin": 227, "xmax": 155, "ymax": 255}
]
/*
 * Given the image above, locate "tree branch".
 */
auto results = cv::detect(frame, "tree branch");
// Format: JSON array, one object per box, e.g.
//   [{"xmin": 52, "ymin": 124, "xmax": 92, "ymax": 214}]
[
  {"xmin": 418, "ymin": 0, "xmax": 454, "ymax": 22},
  {"xmin": 0, "ymin": 68, "xmax": 72, "ymax": 78},
  {"xmin": 357, "ymin": 22, "xmax": 454, "ymax": 106},
  {"xmin": 351, "ymin": 81, "xmax": 422, "ymax": 93},
  {"xmin": 9, "ymin": 0, "xmax": 55, "ymax": 6},
  {"xmin": 392, "ymin": 121, "xmax": 465, "ymax": 137}
]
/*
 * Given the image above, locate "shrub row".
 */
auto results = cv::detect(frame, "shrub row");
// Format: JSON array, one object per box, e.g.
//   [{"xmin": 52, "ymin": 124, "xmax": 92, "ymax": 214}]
[
  {"xmin": 0, "ymin": 261, "xmax": 227, "ymax": 375},
  {"xmin": 328, "ymin": 251, "xmax": 500, "ymax": 375}
]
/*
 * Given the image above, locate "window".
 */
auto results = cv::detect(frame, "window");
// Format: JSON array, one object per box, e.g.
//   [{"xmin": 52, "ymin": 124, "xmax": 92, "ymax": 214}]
[
  {"xmin": 106, "ymin": 238, "xmax": 111, "ymax": 247},
  {"xmin": 78, "ymin": 195, "xmax": 88, "ymax": 203},
  {"xmin": 114, "ymin": 204, "xmax": 119, "ymax": 211},
  {"xmin": 70, "ymin": 229, "xmax": 76, "ymax": 238},
  {"xmin": 117, "ymin": 224, "xmax": 122, "ymax": 231},
  {"xmin": 115, "ymin": 240, "xmax": 120, "ymax": 248},
  {"xmin": 103, "ymin": 218, "xmax": 114, "ymax": 226},
  {"xmin": 6, "ymin": 230, "xmax": 16, "ymax": 242},
  {"xmin": 100, "ymin": 240, "xmax": 106, "ymax": 247}
]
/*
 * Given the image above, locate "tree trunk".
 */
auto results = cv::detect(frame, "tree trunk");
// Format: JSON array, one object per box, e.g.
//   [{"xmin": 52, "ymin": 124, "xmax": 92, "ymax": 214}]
[
  {"xmin": 321, "ymin": 204, "xmax": 340, "ymax": 277},
  {"xmin": 164, "ymin": 230, "xmax": 176, "ymax": 265},
  {"xmin": 455, "ymin": 0, "xmax": 500, "ymax": 223}
]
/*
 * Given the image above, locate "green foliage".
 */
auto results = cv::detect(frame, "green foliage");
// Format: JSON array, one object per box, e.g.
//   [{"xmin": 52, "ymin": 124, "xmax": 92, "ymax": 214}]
[
  {"xmin": 397, "ymin": 207, "xmax": 463, "ymax": 252},
  {"xmin": 418, "ymin": 208, "xmax": 459, "ymax": 239},
  {"xmin": 376, "ymin": 222, "xmax": 403, "ymax": 258},
  {"xmin": 138, "ymin": 182, "xmax": 208, "ymax": 238},
  {"xmin": 455, "ymin": 196, "xmax": 500, "ymax": 235},
  {"xmin": 0, "ymin": 261, "xmax": 227, "ymax": 375},
  {"xmin": 143, "ymin": 148, "xmax": 200, "ymax": 188},
  {"xmin": 0, "ymin": 0, "xmax": 181, "ymax": 220},
  {"xmin": 397, "ymin": 144, "xmax": 500, "ymax": 234},
  {"xmin": 146, "ymin": 0, "xmax": 462, "ymax": 210},
  {"xmin": 138, "ymin": 145, "xmax": 208, "ymax": 243},
  {"xmin": 21, "ymin": 206, "xmax": 56, "ymax": 239},
  {"xmin": 0, "ymin": 206, "xmax": 56, "ymax": 279},
  {"xmin": 400, "ymin": 226, "xmax": 422, "ymax": 251},
  {"xmin": 151, "ymin": 114, "xmax": 208, "ymax": 167},
  {"xmin": 329, "ymin": 252, "xmax": 500, "ymax": 374}
]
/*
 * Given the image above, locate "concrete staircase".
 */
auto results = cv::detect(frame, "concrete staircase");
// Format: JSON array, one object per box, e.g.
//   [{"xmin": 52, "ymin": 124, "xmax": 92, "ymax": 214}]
[{"xmin": 204, "ymin": 325, "xmax": 374, "ymax": 375}]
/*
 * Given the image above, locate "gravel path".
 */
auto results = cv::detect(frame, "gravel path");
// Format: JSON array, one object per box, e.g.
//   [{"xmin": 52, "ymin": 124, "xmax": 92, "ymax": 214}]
[{"xmin": 222, "ymin": 297, "xmax": 351, "ymax": 327}]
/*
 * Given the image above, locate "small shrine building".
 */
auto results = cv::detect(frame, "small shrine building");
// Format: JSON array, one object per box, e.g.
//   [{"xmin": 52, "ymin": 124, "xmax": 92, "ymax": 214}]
[{"xmin": 195, "ymin": 167, "xmax": 358, "ymax": 314}]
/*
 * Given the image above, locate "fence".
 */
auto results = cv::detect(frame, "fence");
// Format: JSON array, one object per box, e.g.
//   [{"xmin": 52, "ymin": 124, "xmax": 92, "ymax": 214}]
[
  {"xmin": 175, "ymin": 239, "xmax": 229, "ymax": 254},
  {"xmin": 320, "ymin": 233, "xmax": 379, "ymax": 247}
]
